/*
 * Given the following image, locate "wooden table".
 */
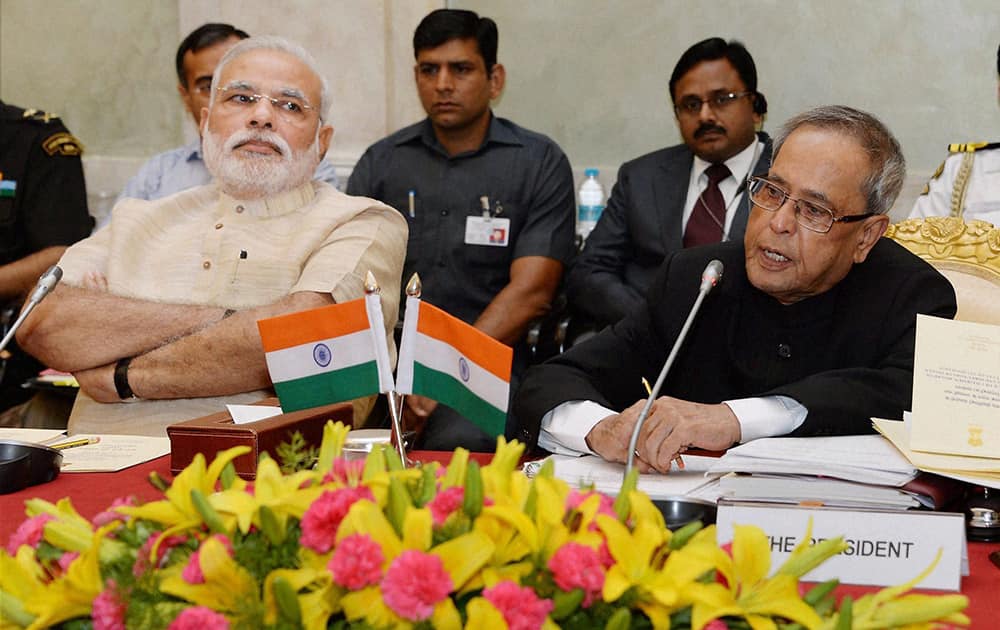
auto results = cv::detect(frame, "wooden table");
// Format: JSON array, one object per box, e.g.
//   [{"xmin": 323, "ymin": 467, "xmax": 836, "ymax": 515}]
[{"xmin": 2, "ymin": 454, "xmax": 997, "ymax": 628}]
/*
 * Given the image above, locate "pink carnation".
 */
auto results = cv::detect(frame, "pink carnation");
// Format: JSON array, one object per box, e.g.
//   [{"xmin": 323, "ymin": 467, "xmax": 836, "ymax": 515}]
[
  {"xmin": 598, "ymin": 539, "xmax": 615, "ymax": 569},
  {"xmin": 6, "ymin": 513, "xmax": 55, "ymax": 555},
  {"xmin": 182, "ymin": 534, "xmax": 234, "ymax": 584},
  {"xmin": 167, "ymin": 606, "xmax": 229, "ymax": 630},
  {"xmin": 428, "ymin": 486, "xmax": 465, "ymax": 525},
  {"xmin": 705, "ymin": 620, "xmax": 729, "ymax": 630},
  {"xmin": 300, "ymin": 486, "xmax": 374, "ymax": 553},
  {"xmin": 548, "ymin": 542, "xmax": 605, "ymax": 608},
  {"xmin": 328, "ymin": 533, "xmax": 384, "ymax": 589},
  {"xmin": 381, "ymin": 550, "xmax": 454, "ymax": 621},
  {"xmin": 92, "ymin": 581, "xmax": 126, "ymax": 630},
  {"xmin": 92, "ymin": 496, "xmax": 137, "ymax": 527},
  {"xmin": 483, "ymin": 581, "xmax": 554, "ymax": 630},
  {"xmin": 133, "ymin": 533, "xmax": 187, "ymax": 577}
]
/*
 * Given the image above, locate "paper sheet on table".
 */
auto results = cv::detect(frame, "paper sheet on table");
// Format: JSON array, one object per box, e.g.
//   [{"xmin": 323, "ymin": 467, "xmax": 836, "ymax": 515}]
[
  {"xmin": 0, "ymin": 428, "xmax": 66, "ymax": 444},
  {"xmin": 910, "ymin": 314, "xmax": 1000, "ymax": 457},
  {"xmin": 873, "ymin": 418, "xmax": 1000, "ymax": 489},
  {"xmin": 227, "ymin": 404, "xmax": 283, "ymax": 425},
  {"xmin": 525, "ymin": 454, "xmax": 718, "ymax": 499},
  {"xmin": 59, "ymin": 434, "xmax": 170, "ymax": 472}
]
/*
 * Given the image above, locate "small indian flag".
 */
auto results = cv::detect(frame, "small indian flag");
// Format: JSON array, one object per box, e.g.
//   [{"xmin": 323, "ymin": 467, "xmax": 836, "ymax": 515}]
[
  {"xmin": 257, "ymin": 295, "xmax": 394, "ymax": 412},
  {"xmin": 396, "ymin": 296, "xmax": 512, "ymax": 437}
]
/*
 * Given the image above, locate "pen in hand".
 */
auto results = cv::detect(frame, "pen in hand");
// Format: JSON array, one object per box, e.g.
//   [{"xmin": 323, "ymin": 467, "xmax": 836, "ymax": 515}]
[
  {"xmin": 641, "ymin": 377, "xmax": 684, "ymax": 470},
  {"xmin": 50, "ymin": 436, "xmax": 100, "ymax": 450}
]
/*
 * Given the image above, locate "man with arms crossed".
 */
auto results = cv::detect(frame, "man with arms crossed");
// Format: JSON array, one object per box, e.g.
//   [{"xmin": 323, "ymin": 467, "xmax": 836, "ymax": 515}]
[
  {"xmin": 18, "ymin": 36, "xmax": 407, "ymax": 436},
  {"xmin": 515, "ymin": 106, "xmax": 956, "ymax": 472},
  {"xmin": 348, "ymin": 9, "xmax": 575, "ymax": 451},
  {"xmin": 566, "ymin": 38, "xmax": 772, "ymax": 331}
]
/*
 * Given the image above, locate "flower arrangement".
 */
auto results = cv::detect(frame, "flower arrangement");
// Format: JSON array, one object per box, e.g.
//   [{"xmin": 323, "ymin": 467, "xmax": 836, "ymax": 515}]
[{"xmin": 1, "ymin": 421, "xmax": 969, "ymax": 630}]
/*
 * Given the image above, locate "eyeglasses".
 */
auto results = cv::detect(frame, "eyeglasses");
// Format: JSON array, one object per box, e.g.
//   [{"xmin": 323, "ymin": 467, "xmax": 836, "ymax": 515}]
[
  {"xmin": 215, "ymin": 86, "xmax": 317, "ymax": 122},
  {"xmin": 747, "ymin": 176, "xmax": 875, "ymax": 234},
  {"xmin": 674, "ymin": 90, "xmax": 752, "ymax": 116}
]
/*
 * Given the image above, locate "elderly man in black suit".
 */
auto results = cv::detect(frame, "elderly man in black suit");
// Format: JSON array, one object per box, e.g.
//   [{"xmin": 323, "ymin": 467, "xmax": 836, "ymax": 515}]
[
  {"xmin": 567, "ymin": 38, "xmax": 771, "ymax": 331},
  {"xmin": 515, "ymin": 106, "xmax": 957, "ymax": 473}
]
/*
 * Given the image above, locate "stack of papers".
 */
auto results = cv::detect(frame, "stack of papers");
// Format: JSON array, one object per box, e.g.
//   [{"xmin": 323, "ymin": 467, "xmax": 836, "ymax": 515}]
[
  {"xmin": 874, "ymin": 417, "xmax": 1000, "ymax": 490},
  {"xmin": 707, "ymin": 435, "xmax": 918, "ymax": 486},
  {"xmin": 716, "ymin": 473, "xmax": 922, "ymax": 510}
]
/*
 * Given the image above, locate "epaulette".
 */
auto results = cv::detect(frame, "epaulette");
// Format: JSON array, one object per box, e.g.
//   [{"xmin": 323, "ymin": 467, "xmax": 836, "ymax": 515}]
[
  {"xmin": 41, "ymin": 132, "xmax": 84, "ymax": 156},
  {"xmin": 947, "ymin": 142, "xmax": 1000, "ymax": 153},
  {"xmin": 21, "ymin": 108, "xmax": 61, "ymax": 124}
]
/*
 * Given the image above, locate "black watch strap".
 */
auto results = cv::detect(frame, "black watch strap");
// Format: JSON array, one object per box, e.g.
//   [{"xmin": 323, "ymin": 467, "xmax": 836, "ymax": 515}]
[{"xmin": 114, "ymin": 357, "xmax": 136, "ymax": 400}]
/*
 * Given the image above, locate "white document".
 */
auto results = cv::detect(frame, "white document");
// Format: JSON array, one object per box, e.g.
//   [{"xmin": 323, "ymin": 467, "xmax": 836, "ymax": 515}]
[
  {"xmin": 708, "ymin": 435, "xmax": 917, "ymax": 486},
  {"xmin": 911, "ymin": 314, "xmax": 1000, "ymax": 457},
  {"xmin": 227, "ymin": 404, "xmax": 283, "ymax": 425},
  {"xmin": 716, "ymin": 474, "xmax": 920, "ymax": 509},
  {"xmin": 0, "ymin": 428, "xmax": 67, "ymax": 444},
  {"xmin": 873, "ymin": 418, "xmax": 1000, "ymax": 490},
  {"xmin": 59, "ymin": 434, "xmax": 170, "ymax": 473},
  {"xmin": 526, "ymin": 454, "xmax": 718, "ymax": 500}
]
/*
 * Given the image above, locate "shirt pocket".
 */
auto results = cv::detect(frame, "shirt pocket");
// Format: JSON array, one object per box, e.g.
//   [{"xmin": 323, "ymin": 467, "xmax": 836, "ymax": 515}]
[{"xmin": 222, "ymin": 256, "xmax": 301, "ymax": 308}]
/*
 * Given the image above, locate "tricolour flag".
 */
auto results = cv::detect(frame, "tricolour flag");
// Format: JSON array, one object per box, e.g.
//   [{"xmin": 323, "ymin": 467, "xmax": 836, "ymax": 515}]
[
  {"xmin": 257, "ymin": 294, "xmax": 394, "ymax": 412},
  {"xmin": 396, "ymin": 296, "xmax": 512, "ymax": 437}
]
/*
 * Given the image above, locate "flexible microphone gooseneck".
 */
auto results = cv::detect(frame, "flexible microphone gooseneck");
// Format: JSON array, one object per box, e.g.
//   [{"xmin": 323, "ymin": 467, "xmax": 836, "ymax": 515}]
[
  {"xmin": 624, "ymin": 259, "xmax": 723, "ymax": 476},
  {"xmin": 0, "ymin": 265, "xmax": 63, "ymax": 354}
]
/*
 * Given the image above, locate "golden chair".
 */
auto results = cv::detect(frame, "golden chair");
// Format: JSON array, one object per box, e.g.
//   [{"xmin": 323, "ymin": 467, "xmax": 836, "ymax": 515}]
[{"xmin": 886, "ymin": 217, "xmax": 1000, "ymax": 324}]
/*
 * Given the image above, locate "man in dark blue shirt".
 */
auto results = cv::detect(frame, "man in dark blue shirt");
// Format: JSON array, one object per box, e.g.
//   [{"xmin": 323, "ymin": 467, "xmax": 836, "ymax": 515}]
[{"xmin": 348, "ymin": 9, "xmax": 576, "ymax": 451}]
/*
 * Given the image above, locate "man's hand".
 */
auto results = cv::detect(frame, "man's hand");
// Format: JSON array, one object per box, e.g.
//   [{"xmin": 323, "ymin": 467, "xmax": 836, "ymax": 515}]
[
  {"xmin": 73, "ymin": 363, "xmax": 118, "ymax": 403},
  {"xmin": 402, "ymin": 394, "xmax": 438, "ymax": 438},
  {"xmin": 585, "ymin": 396, "xmax": 741, "ymax": 474}
]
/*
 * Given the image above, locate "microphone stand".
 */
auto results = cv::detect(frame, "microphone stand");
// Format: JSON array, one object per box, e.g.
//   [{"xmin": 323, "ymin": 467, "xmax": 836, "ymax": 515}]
[
  {"xmin": 624, "ymin": 260, "xmax": 722, "ymax": 477},
  {"xmin": 0, "ymin": 266, "xmax": 62, "ymax": 355}
]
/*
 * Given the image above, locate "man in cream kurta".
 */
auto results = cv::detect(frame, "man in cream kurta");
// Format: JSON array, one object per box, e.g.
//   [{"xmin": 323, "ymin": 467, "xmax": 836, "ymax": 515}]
[{"xmin": 17, "ymin": 36, "xmax": 407, "ymax": 436}]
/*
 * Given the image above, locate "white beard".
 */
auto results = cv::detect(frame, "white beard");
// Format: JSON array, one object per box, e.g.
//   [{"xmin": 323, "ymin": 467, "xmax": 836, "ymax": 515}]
[{"xmin": 203, "ymin": 127, "xmax": 320, "ymax": 200}]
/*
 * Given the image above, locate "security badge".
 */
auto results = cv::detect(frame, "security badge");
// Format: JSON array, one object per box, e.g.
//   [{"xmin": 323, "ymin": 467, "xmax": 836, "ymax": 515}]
[
  {"xmin": 464, "ymin": 194, "xmax": 510, "ymax": 247},
  {"xmin": 41, "ymin": 132, "xmax": 84, "ymax": 157}
]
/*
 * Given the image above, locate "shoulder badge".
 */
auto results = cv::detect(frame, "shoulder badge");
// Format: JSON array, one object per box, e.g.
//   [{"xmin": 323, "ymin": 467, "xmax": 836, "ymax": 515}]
[
  {"xmin": 22, "ymin": 108, "xmax": 60, "ymax": 124},
  {"xmin": 42, "ymin": 132, "xmax": 84, "ymax": 157},
  {"xmin": 947, "ymin": 142, "xmax": 993, "ymax": 153}
]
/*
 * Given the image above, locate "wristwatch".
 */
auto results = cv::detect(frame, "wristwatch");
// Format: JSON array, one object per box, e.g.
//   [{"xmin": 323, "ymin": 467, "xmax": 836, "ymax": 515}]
[{"xmin": 114, "ymin": 357, "xmax": 138, "ymax": 401}]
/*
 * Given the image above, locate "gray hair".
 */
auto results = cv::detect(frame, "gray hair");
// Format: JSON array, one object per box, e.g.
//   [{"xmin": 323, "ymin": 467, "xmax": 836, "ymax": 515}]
[
  {"xmin": 772, "ymin": 105, "xmax": 905, "ymax": 216},
  {"xmin": 209, "ymin": 35, "xmax": 331, "ymax": 122}
]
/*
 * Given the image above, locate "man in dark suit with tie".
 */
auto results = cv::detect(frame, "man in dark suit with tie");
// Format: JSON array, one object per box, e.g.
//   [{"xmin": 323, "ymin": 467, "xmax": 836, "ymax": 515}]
[{"xmin": 566, "ymin": 38, "xmax": 771, "ymax": 330}]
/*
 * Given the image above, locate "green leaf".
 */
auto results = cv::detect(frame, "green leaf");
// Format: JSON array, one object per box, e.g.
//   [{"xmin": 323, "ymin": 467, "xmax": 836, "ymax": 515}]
[
  {"xmin": 190, "ymin": 488, "xmax": 227, "ymax": 534},
  {"xmin": 220, "ymin": 462, "xmax": 237, "ymax": 489},
  {"xmin": 834, "ymin": 596, "xmax": 853, "ymax": 630},
  {"xmin": 668, "ymin": 520, "xmax": 703, "ymax": 549},
  {"xmin": 258, "ymin": 505, "xmax": 284, "ymax": 545},
  {"xmin": 551, "ymin": 588, "xmax": 586, "ymax": 620},
  {"xmin": 463, "ymin": 460, "xmax": 484, "ymax": 519},
  {"xmin": 387, "ymin": 476, "xmax": 412, "ymax": 537},
  {"xmin": 273, "ymin": 575, "xmax": 302, "ymax": 624},
  {"xmin": 605, "ymin": 607, "xmax": 632, "ymax": 630}
]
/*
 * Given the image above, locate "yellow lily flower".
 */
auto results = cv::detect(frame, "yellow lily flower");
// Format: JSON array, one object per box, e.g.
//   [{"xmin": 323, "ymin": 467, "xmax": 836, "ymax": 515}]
[
  {"xmin": 0, "ymin": 547, "xmax": 47, "ymax": 628},
  {"xmin": 21, "ymin": 525, "xmax": 114, "ymax": 630},
  {"xmin": 211, "ymin": 455, "xmax": 320, "ymax": 535},
  {"xmin": 689, "ymin": 524, "xmax": 825, "ymax": 630},
  {"xmin": 118, "ymin": 446, "xmax": 251, "ymax": 539},
  {"xmin": 160, "ymin": 535, "xmax": 260, "ymax": 622}
]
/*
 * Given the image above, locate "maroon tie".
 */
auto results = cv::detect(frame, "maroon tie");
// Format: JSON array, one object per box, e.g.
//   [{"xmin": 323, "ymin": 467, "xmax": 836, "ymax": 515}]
[{"xmin": 683, "ymin": 163, "xmax": 731, "ymax": 247}]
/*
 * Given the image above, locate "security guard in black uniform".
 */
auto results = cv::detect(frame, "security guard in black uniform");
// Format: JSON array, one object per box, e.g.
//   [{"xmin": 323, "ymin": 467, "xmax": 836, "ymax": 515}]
[{"xmin": 1, "ymin": 101, "xmax": 93, "ymax": 420}]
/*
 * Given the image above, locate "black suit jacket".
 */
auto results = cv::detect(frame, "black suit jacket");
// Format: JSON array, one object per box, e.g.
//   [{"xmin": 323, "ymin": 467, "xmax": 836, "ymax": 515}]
[
  {"xmin": 567, "ymin": 133, "xmax": 772, "ymax": 327},
  {"xmin": 514, "ymin": 239, "xmax": 957, "ymax": 450}
]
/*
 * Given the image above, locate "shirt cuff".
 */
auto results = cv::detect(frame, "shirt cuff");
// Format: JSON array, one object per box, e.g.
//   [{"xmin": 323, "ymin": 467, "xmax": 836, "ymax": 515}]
[
  {"xmin": 538, "ymin": 400, "xmax": 617, "ymax": 456},
  {"xmin": 724, "ymin": 395, "xmax": 808, "ymax": 443}
]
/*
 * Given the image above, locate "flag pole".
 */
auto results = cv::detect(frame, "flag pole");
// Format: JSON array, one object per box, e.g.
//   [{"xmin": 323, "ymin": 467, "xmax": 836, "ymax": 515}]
[{"xmin": 366, "ymin": 272, "xmax": 410, "ymax": 468}]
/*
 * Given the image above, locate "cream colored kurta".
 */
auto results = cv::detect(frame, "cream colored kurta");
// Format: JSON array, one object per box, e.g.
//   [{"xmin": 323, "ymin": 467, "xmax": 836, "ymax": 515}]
[{"xmin": 60, "ymin": 180, "xmax": 407, "ymax": 436}]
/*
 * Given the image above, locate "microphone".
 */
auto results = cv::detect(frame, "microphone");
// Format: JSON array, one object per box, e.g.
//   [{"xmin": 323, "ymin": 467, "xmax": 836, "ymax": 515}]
[
  {"xmin": 0, "ymin": 266, "xmax": 63, "ymax": 354},
  {"xmin": 625, "ymin": 259, "xmax": 723, "ymax": 476}
]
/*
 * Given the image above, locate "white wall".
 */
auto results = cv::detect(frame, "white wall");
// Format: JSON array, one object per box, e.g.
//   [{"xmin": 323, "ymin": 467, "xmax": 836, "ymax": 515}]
[{"xmin": 2, "ymin": 0, "xmax": 997, "ymax": 219}]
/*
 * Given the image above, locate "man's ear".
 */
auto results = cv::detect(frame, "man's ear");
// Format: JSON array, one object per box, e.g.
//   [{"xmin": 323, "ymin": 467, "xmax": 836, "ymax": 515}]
[
  {"xmin": 488, "ymin": 63, "xmax": 506, "ymax": 99},
  {"xmin": 318, "ymin": 124, "xmax": 334, "ymax": 159},
  {"xmin": 199, "ymin": 107, "xmax": 209, "ymax": 135},
  {"xmin": 853, "ymin": 214, "xmax": 890, "ymax": 263}
]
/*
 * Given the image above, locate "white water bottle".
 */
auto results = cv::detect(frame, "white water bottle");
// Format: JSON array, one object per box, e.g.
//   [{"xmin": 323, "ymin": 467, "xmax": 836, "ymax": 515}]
[{"xmin": 577, "ymin": 168, "xmax": 605, "ymax": 243}]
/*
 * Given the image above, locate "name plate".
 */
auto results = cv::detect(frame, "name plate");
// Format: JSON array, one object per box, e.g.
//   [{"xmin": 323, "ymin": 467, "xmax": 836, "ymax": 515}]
[{"xmin": 716, "ymin": 501, "xmax": 966, "ymax": 590}]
